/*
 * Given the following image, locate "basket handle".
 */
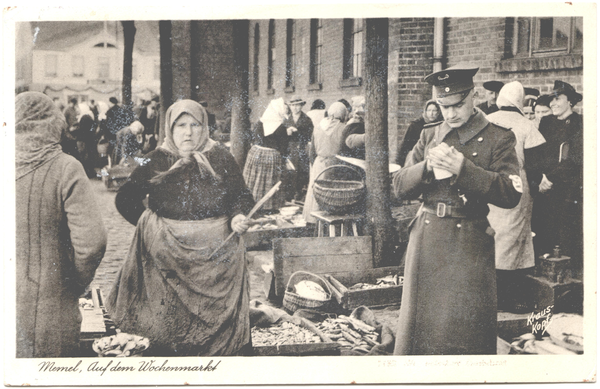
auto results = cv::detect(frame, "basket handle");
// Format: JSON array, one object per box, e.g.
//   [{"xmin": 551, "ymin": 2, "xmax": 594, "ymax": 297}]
[
  {"xmin": 286, "ymin": 271, "xmax": 332, "ymax": 295},
  {"xmin": 314, "ymin": 164, "xmax": 364, "ymax": 184}
]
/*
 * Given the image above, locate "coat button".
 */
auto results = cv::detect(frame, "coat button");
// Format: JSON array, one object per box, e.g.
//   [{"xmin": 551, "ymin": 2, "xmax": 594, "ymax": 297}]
[
  {"xmin": 457, "ymin": 223, "xmax": 462, "ymax": 228},
  {"xmin": 425, "ymin": 220, "xmax": 430, "ymax": 224},
  {"xmin": 478, "ymin": 137, "xmax": 483, "ymax": 142},
  {"xmin": 472, "ymin": 152, "xmax": 478, "ymax": 157}
]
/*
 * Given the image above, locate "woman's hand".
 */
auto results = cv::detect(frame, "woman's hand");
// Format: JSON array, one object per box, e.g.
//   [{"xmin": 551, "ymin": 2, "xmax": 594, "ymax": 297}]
[
  {"xmin": 427, "ymin": 143, "xmax": 464, "ymax": 176},
  {"xmin": 539, "ymin": 174, "xmax": 553, "ymax": 193},
  {"xmin": 287, "ymin": 126, "xmax": 298, "ymax": 136},
  {"xmin": 231, "ymin": 214, "xmax": 250, "ymax": 234}
]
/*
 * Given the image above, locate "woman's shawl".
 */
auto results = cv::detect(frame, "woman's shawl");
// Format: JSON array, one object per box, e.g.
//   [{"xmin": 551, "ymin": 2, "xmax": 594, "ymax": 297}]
[{"xmin": 15, "ymin": 92, "xmax": 67, "ymax": 179}]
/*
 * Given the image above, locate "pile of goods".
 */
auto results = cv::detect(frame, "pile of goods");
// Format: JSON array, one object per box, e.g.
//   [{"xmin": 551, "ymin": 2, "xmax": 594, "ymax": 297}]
[
  {"xmin": 315, "ymin": 315, "xmax": 380, "ymax": 354},
  {"xmin": 251, "ymin": 321, "xmax": 322, "ymax": 347},
  {"xmin": 295, "ymin": 280, "xmax": 330, "ymax": 301},
  {"xmin": 246, "ymin": 206, "xmax": 306, "ymax": 232},
  {"xmin": 510, "ymin": 314, "xmax": 583, "ymax": 355},
  {"xmin": 348, "ymin": 274, "xmax": 403, "ymax": 291},
  {"xmin": 92, "ymin": 331, "xmax": 150, "ymax": 357}
]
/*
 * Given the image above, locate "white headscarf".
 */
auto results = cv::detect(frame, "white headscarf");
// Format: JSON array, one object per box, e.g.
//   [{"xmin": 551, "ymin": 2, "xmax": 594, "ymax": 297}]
[
  {"xmin": 496, "ymin": 81, "xmax": 525, "ymax": 115},
  {"xmin": 260, "ymin": 98, "xmax": 288, "ymax": 136}
]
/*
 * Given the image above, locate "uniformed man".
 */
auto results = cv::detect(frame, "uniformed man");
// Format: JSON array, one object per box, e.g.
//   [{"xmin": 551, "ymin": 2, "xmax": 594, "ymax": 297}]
[
  {"xmin": 392, "ymin": 64, "xmax": 522, "ymax": 355},
  {"xmin": 477, "ymin": 80, "xmax": 504, "ymax": 115}
]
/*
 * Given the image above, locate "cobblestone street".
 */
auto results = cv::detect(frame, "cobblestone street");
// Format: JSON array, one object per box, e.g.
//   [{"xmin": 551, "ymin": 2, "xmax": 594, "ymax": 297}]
[{"xmin": 88, "ymin": 178, "xmax": 135, "ymax": 297}]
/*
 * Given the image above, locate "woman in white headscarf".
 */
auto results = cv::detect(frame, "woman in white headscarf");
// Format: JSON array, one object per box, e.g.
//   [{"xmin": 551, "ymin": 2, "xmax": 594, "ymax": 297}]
[
  {"xmin": 108, "ymin": 99, "xmax": 255, "ymax": 356},
  {"xmin": 243, "ymin": 97, "xmax": 293, "ymax": 211},
  {"xmin": 486, "ymin": 81, "xmax": 546, "ymax": 313},
  {"xmin": 302, "ymin": 102, "xmax": 350, "ymax": 223}
]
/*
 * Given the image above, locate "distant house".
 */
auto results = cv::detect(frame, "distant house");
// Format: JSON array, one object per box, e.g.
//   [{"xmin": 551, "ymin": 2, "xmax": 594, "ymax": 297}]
[{"xmin": 18, "ymin": 21, "xmax": 160, "ymax": 107}]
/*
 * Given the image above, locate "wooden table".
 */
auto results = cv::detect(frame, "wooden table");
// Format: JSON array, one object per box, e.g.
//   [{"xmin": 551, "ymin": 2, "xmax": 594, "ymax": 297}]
[{"xmin": 310, "ymin": 211, "xmax": 364, "ymax": 237}]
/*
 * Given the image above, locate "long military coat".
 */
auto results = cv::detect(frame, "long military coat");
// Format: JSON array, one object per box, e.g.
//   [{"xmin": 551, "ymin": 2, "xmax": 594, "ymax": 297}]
[{"xmin": 392, "ymin": 109, "xmax": 521, "ymax": 355}]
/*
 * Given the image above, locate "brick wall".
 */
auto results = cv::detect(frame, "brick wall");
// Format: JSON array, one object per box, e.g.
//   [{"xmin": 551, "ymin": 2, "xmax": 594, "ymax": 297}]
[
  {"xmin": 248, "ymin": 19, "xmax": 369, "ymax": 124},
  {"xmin": 391, "ymin": 18, "xmax": 435, "ymax": 163},
  {"xmin": 446, "ymin": 17, "xmax": 583, "ymax": 112}
]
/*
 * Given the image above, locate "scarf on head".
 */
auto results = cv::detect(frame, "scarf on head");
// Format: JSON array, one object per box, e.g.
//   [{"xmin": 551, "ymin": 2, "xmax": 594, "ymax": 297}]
[
  {"xmin": 318, "ymin": 102, "xmax": 348, "ymax": 133},
  {"xmin": 496, "ymin": 81, "xmax": 525, "ymax": 115},
  {"xmin": 15, "ymin": 92, "xmax": 67, "ymax": 179},
  {"xmin": 158, "ymin": 99, "xmax": 217, "ymax": 178},
  {"xmin": 260, "ymin": 98, "xmax": 288, "ymax": 136},
  {"xmin": 422, "ymin": 99, "xmax": 442, "ymax": 124}
]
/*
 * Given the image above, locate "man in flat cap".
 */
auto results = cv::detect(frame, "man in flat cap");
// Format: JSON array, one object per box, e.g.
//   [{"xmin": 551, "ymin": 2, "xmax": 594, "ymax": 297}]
[
  {"xmin": 284, "ymin": 96, "xmax": 314, "ymax": 202},
  {"xmin": 392, "ymin": 64, "xmax": 522, "ymax": 355},
  {"xmin": 477, "ymin": 80, "xmax": 504, "ymax": 115}
]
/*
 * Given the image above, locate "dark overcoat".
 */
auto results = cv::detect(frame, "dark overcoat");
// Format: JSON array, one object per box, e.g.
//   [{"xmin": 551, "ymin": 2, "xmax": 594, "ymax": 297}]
[{"xmin": 392, "ymin": 109, "xmax": 521, "ymax": 355}]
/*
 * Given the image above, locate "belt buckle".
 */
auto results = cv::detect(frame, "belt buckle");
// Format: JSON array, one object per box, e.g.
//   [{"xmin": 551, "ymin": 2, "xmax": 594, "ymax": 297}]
[{"xmin": 436, "ymin": 203, "xmax": 447, "ymax": 217}]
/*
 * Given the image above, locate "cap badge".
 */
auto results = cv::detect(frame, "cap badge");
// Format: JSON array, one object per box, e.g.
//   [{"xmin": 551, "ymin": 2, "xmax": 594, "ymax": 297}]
[
  {"xmin": 445, "ymin": 87, "xmax": 450, "ymax": 92},
  {"xmin": 438, "ymin": 74, "xmax": 449, "ymax": 81}
]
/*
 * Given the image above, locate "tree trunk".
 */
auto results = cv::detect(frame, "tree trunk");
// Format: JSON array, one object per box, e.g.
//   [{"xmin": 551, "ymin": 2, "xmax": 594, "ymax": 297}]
[
  {"xmin": 171, "ymin": 21, "xmax": 192, "ymax": 102},
  {"xmin": 158, "ymin": 21, "xmax": 173, "ymax": 145},
  {"xmin": 230, "ymin": 20, "xmax": 251, "ymax": 168},
  {"xmin": 121, "ymin": 21, "xmax": 136, "ymax": 108},
  {"xmin": 364, "ymin": 18, "xmax": 394, "ymax": 268}
]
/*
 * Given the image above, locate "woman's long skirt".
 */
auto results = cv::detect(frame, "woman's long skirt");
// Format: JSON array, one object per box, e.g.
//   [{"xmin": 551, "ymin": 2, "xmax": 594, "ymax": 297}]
[
  {"xmin": 106, "ymin": 210, "xmax": 250, "ymax": 356},
  {"xmin": 242, "ymin": 145, "xmax": 285, "ymax": 211}
]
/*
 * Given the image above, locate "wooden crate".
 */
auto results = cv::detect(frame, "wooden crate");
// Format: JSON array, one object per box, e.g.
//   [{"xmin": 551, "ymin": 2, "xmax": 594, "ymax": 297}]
[
  {"xmin": 79, "ymin": 288, "xmax": 108, "ymax": 356},
  {"xmin": 272, "ymin": 236, "xmax": 373, "ymax": 297},
  {"xmin": 323, "ymin": 267, "xmax": 403, "ymax": 311},
  {"xmin": 252, "ymin": 318, "xmax": 340, "ymax": 356},
  {"xmin": 243, "ymin": 225, "xmax": 314, "ymax": 251},
  {"xmin": 524, "ymin": 275, "xmax": 583, "ymax": 314}
]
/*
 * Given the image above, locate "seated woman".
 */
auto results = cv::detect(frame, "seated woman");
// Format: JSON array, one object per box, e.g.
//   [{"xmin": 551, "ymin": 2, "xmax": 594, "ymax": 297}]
[
  {"xmin": 107, "ymin": 100, "xmax": 255, "ymax": 356},
  {"xmin": 114, "ymin": 120, "xmax": 146, "ymax": 165}
]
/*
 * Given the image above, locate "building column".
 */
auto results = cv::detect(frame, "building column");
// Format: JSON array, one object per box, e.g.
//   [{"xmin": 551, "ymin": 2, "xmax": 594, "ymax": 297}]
[
  {"xmin": 230, "ymin": 20, "xmax": 251, "ymax": 168},
  {"xmin": 171, "ymin": 20, "xmax": 192, "ymax": 102},
  {"xmin": 364, "ymin": 18, "xmax": 395, "ymax": 268},
  {"xmin": 158, "ymin": 21, "xmax": 173, "ymax": 145}
]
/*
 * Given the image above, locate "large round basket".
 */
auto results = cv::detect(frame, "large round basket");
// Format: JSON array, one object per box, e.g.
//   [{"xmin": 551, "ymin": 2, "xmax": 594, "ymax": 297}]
[
  {"xmin": 282, "ymin": 271, "xmax": 332, "ymax": 314},
  {"xmin": 313, "ymin": 164, "xmax": 366, "ymax": 215}
]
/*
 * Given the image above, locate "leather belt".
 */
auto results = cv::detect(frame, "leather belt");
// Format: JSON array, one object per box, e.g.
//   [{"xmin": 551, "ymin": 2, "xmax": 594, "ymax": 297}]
[{"xmin": 422, "ymin": 203, "xmax": 472, "ymax": 218}]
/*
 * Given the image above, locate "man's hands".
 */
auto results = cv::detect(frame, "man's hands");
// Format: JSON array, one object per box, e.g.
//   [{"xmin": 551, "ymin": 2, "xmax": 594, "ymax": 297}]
[
  {"xmin": 287, "ymin": 126, "xmax": 298, "ymax": 136},
  {"xmin": 426, "ymin": 142, "xmax": 465, "ymax": 176}
]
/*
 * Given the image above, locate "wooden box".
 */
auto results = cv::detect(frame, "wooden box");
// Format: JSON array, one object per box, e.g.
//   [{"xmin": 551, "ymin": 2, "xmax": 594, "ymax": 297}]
[
  {"xmin": 243, "ymin": 225, "xmax": 314, "ymax": 251},
  {"xmin": 525, "ymin": 275, "xmax": 583, "ymax": 314},
  {"xmin": 538, "ymin": 255, "xmax": 572, "ymax": 283},
  {"xmin": 79, "ymin": 288, "xmax": 108, "ymax": 356},
  {"xmin": 252, "ymin": 319, "xmax": 340, "ymax": 356},
  {"xmin": 323, "ymin": 267, "xmax": 404, "ymax": 311},
  {"xmin": 272, "ymin": 236, "xmax": 373, "ymax": 297}
]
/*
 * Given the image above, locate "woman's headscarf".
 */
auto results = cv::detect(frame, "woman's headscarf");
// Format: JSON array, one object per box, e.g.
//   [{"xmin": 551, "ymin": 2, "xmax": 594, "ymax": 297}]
[
  {"xmin": 260, "ymin": 98, "xmax": 288, "ymax": 136},
  {"xmin": 423, "ymin": 99, "xmax": 442, "ymax": 124},
  {"xmin": 15, "ymin": 92, "xmax": 67, "ymax": 179},
  {"xmin": 158, "ymin": 99, "xmax": 217, "ymax": 178},
  {"xmin": 318, "ymin": 102, "xmax": 348, "ymax": 133},
  {"xmin": 496, "ymin": 81, "xmax": 525, "ymax": 114}
]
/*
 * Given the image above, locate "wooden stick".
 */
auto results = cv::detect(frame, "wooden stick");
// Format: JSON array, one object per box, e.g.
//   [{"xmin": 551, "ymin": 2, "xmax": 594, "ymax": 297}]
[{"xmin": 208, "ymin": 181, "xmax": 282, "ymax": 259}]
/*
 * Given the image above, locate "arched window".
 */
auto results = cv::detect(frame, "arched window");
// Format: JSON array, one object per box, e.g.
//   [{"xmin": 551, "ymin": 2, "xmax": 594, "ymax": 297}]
[{"xmin": 253, "ymin": 23, "xmax": 260, "ymax": 92}]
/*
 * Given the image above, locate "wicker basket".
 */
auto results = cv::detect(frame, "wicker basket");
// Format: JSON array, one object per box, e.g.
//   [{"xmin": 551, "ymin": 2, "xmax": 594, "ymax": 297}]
[
  {"xmin": 282, "ymin": 271, "xmax": 332, "ymax": 314},
  {"xmin": 313, "ymin": 164, "xmax": 366, "ymax": 215}
]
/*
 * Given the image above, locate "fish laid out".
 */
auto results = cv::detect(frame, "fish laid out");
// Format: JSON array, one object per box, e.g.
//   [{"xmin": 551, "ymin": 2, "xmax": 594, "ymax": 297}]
[
  {"xmin": 92, "ymin": 331, "xmax": 150, "ymax": 357},
  {"xmin": 315, "ymin": 315, "xmax": 380, "ymax": 354},
  {"xmin": 348, "ymin": 275, "xmax": 404, "ymax": 290},
  {"xmin": 251, "ymin": 321, "xmax": 322, "ymax": 347}
]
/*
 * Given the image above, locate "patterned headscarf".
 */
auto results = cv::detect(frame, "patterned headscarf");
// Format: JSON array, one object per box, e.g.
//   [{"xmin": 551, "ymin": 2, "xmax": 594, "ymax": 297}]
[
  {"xmin": 260, "ymin": 98, "xmax": 288, "ymax": 136},
  {"xmin": 159, "ymin": 99, "xmax": 217, "ymax": 177},
  {"xmin": 15, "ymin": 92, "xmax": 67, "ymax": 179}
]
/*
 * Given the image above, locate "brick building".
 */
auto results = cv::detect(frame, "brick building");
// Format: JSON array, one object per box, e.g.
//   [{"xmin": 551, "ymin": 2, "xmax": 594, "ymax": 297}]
[{"xmin": 246, "ymin": 17, "xmax": 583, "ymax": 163}]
